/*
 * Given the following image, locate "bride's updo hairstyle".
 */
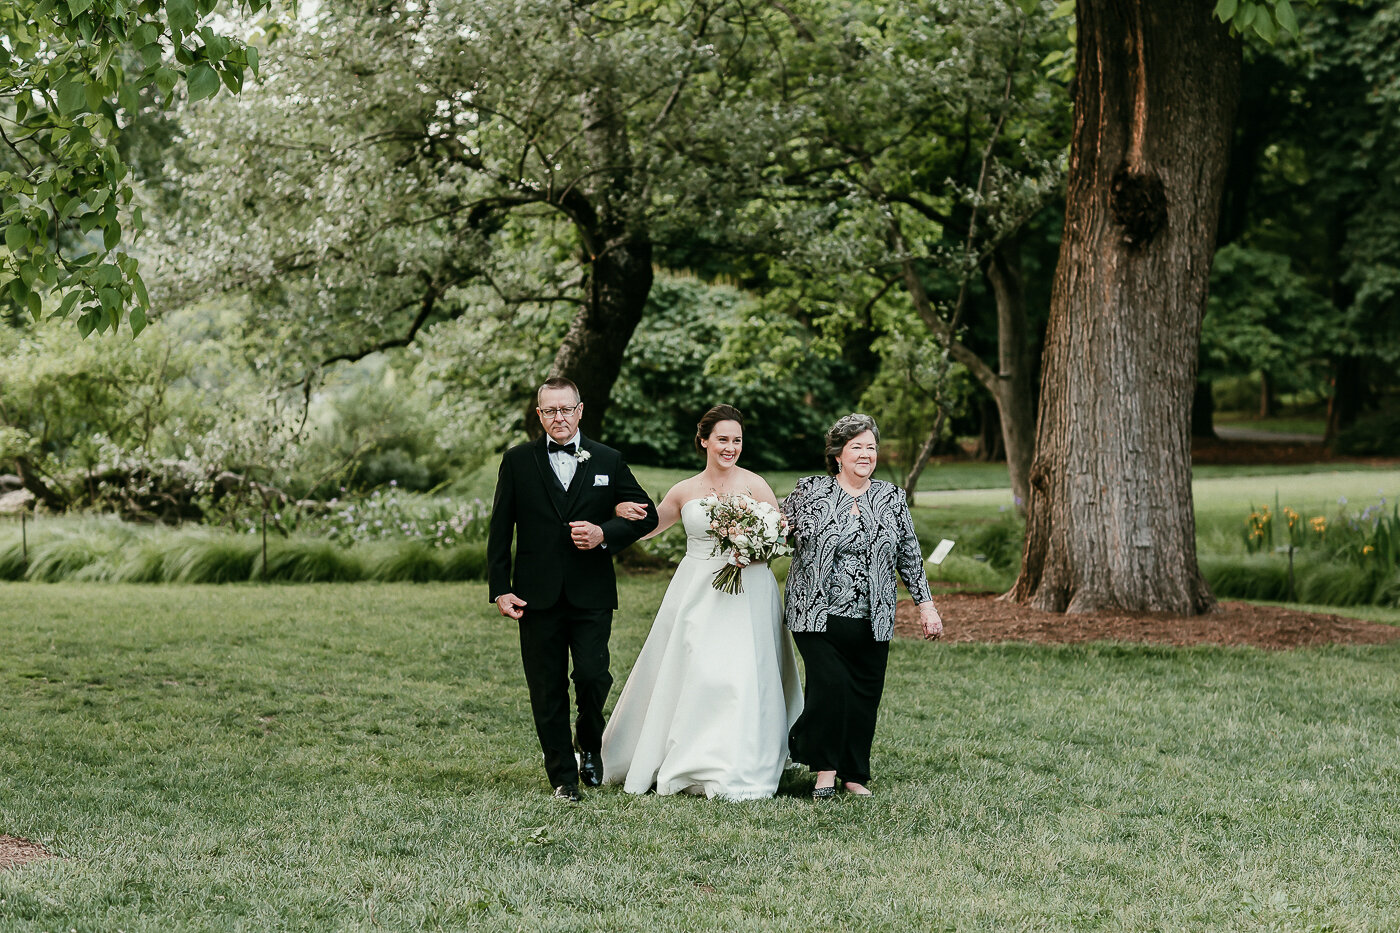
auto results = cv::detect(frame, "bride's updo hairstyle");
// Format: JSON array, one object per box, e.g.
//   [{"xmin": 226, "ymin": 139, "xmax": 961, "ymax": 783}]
[{"xmin": 694, "ymin": 404, "xmax": 745, "ymax": 456}]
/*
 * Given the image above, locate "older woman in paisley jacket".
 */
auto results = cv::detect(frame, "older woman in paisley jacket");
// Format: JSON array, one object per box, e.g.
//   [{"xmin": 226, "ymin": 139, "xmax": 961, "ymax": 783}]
[{"xmin": 783, "ymin": 413, "xmax": 943, "ymax": 799}]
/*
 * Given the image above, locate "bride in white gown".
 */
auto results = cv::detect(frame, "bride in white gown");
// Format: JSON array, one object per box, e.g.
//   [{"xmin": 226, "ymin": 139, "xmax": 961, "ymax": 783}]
[{"xmin": 601, "ymin": 405, "xmax": 803, "ymax": 800}]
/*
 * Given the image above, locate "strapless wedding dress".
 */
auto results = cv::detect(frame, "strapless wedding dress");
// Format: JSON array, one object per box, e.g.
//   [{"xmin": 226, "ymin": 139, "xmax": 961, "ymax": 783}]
[{"xmin": 601, "ymin": 499, "xmax": 803, "ymax": 799}]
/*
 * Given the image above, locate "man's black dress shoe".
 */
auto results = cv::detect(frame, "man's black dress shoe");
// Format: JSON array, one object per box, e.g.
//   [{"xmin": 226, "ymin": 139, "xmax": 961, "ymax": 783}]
[
  {"xmin": 578, "ymin": 751, "xmax": 603, "ymax": 788},
  {"xmin": 552, "ymin": 784, "xmax": 581, "ymax": 802}
]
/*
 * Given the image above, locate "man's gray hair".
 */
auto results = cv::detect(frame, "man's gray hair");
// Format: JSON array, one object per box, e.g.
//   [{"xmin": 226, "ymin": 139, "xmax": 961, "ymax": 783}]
[
  {"xmin": 824, "ymin": 413, "xmax": 880, "ymax": 475},
  {"xmin": 536, "ymin": 376, "xmax": 581, "ymax": 407}
]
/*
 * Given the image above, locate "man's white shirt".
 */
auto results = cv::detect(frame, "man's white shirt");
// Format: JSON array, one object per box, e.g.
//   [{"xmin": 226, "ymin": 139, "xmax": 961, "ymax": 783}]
[{"xmin": 549, "ymin": 431, "xmax": 581, "ymax": 489}]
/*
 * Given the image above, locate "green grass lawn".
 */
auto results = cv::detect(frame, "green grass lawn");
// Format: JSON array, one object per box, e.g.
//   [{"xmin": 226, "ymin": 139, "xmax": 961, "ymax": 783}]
[{"xmin": 4, "ymin": 581, "xmax": 1400, "ymax": 930}]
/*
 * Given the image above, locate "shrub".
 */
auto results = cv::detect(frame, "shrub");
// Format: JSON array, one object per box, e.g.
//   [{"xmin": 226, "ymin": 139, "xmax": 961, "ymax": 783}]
[
  {"xmin": 439, "ymin": 544, "xmax": 489, "ymax": 582},
  {"xmin": 1371, "ymin": 570, "xmax": 1400, "ymax": 609},
  {"xmin": 925, "ymin": 553, "xmax": 1012, "ymax": 592},
  {"xmin": 257, "ymin": 540, "xmax": 364, "ymax": 583},
  {"xmin": 0, "ymin": 530, "xmax": 28, "ymax": 580},
  {"xmin": 1333, "ymin": 410, "xmax": 1400, "ymax": 456},
  {"xmin": 962, "ymin": 516, "xmax": 1025, "ymax": 572},
  {"xmin": 24, "ymin": 533, "xmax": 123, "ymax": 582},
  {"xmin": 363, "ymin": 541, "xmax": 444, "ymax": 583},
  {"xmin": 1201, "ymin": 555, "xmax": 1293, "ymax": 601},
  {"xmin": 1295, "ymin": 561, "xmax": 1376, "ymax": 607},
  {"xmin": 165, "ymin": 534, "xmax": 261, "ymax": 583}
]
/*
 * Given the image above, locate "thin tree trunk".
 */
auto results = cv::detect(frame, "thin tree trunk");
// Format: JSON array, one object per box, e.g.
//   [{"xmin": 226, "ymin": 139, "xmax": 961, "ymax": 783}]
[
  {"xmin": 974, "ymin": 398, "xmax": 1003, "ymax": 462},
  {"xmin": 1325, "ymin": 356, "xmax": 1364, "ymax": 442},
  {"xmin": 1259, "ymin": 371, "xmax": 1276, "ymax": 418},
  {"xmin": 985, "ymin": 238, "xmax": 1035, "ymax": 513},
  {"xmin": 893, "ymin": 230, "xmax": 1036, "ymax": 514},
  {"xmin": 902, "ymin": 409, "xmax": 948, "ymax": 505},
  {"xmin": 1010, "ymin": 0, "xmax": 1238, "ymax": 614},
  {"xmin": 548, "ymin": 80, "xmax": 654, "ymax": 439},
  {"xmin": 1192, "ymin": 378, "xmax": 1216, "ymax": 439}
]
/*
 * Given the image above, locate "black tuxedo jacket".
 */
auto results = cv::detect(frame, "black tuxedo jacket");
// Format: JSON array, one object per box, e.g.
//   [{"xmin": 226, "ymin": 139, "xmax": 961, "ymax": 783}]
[{"xmin": 487, "ymin": 434, "xmax": 657, "ymax": 610}]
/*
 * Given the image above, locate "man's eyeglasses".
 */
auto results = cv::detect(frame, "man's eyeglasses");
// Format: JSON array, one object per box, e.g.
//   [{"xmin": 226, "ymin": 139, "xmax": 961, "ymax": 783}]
[{"xmin": 538, "ymin": 405, "xmax": 580, "ymax": 418}]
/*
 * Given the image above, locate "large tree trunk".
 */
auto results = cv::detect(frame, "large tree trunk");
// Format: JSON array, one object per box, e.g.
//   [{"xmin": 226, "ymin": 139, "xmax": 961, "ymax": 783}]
[
  {"xmin": 1009, "ymin": 0, "xmax": 1238, "ymax": 614},
  {"xmin": 985, "ymin": 238, "xmax": 1036, "ymax": 513},
  {"xmin": 549, "ymin": 81, "xmax": 654, "ymax": 440}
]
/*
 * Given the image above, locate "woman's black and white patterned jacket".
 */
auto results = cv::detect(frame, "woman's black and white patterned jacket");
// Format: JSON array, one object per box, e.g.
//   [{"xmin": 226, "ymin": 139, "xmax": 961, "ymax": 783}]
[{"xmin": 781, "ymin": 475, "xmax": 933, "ymax": 642}]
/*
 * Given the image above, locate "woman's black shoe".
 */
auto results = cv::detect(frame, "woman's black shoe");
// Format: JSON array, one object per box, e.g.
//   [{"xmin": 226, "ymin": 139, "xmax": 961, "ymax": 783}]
[{"xmin": 811, "ymin": 783, "xmax": 837, "ymax": 800}]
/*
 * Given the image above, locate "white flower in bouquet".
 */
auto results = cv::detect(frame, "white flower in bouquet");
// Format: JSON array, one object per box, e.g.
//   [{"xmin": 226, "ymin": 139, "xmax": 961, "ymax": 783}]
[{"xmin": 700, "ymin": 492, "xmax": 793, "ymax": 594}]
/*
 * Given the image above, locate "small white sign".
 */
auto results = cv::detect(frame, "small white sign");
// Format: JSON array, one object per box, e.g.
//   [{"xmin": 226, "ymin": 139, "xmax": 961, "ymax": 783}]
[
  {"xmin": 927, "ymin": 539, "xmax": 955, "ymax": 565},
  {"xmin": 593, "ymin": 474, "xmax": 610, "ymax": 486}
]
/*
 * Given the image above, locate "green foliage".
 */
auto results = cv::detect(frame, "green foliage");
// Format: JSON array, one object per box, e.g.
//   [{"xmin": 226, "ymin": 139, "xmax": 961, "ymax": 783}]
[
  {"xmin": 606, "ymin": 277, "xmax": 856, "ymax": 470},
  {"xmin": 292, "ymin": 489, "xmax": 492, "ymax": 548},
  {"xmin": 0, "ymin": 0, "xmax": 267, "ymax": 333},
  {"xmin": 0, "ymin": 310, "xmax": 305, "ymax": 515},
  {"xmin": 1201, "ymin": 243, "xmax": 1341, "ymax": 395},
  {"xmin": 1333, "ymin": 410, "xmax": 1400, "ymax": 456},
  {"xmin": 162, "ymin": 532, "xmax": 260, "ymax": 583},
  {"xmin": 857, "ymin": 336, "xmax": 978, "ymax": 468},
  {"xmin": 1205, "ymin": 554, "xmax": 1397, "ymax": 608},
  {"xmin": 1231, "ymin": 495, "xmax": 1400, "ymax": 606},
  {"xmin": 1200, "ymin": 554, "xmax": 1294, "ymax": 600},
  {"xmin": 295, "ymin": 357, "xmax": 474, "ymax": 496},
  {"xmin": 1214, "ymin": 0, "xmax": 1316, "ymax": 43},
  {"xmin": 158, "ymin": 0, "xmax": 798, "ymax": 388},
  {"xmin": 1213, "ymin": 1, "xmax": 1400, "ymax": 424}
]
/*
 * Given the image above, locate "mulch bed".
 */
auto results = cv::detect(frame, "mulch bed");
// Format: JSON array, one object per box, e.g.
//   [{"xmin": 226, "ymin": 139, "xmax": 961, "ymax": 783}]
[
  {"xmin": 0, "ymin": 836, "xmax": 54, "ymax": 871},
  {"xmin": 895, "ymin": 594, "xmax": 1400, "ymax": 649},
  {"xmin": 1190, "ymin": 437, "xmax": 1330, "ymax": 465}
]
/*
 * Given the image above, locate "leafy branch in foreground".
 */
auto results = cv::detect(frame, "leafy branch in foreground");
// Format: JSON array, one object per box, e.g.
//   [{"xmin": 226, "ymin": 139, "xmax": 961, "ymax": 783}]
[{"xmin": 1, "ymin": 0, "xmax": 268, "ymax": 335}]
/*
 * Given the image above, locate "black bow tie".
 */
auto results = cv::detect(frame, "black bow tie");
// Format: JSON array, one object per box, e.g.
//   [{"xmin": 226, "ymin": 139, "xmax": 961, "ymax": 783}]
[{"xmin": 548, "ymin": 441, "xmax": 576, "ymax": 455}]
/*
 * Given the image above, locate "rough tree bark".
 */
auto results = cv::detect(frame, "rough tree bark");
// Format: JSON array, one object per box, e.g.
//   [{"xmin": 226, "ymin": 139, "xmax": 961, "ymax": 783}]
[
  {"xmin": 1009, "ymin": 0, "xmax": 1238, "ymax": 614},
  {"xmin": 548, "ymin": 81, "xmax": 654, "ymax": 440}
]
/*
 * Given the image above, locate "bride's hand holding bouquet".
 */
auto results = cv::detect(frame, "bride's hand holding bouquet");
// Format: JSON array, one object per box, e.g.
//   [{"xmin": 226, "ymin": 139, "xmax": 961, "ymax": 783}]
[{"xmin": 699, "ymin": 492, "xmax": 793, "ymax": 594}]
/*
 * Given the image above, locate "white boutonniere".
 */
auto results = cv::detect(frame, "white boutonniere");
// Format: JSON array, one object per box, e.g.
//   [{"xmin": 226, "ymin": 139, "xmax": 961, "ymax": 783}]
[{"xmin": 574, "ymin": 449, "xmax": 592, "ymax": 462}]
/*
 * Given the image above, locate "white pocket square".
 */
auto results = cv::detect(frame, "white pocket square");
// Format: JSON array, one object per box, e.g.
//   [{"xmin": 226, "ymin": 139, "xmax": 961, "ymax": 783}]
[{"xmin": 593, "ymin": 474, "xmax": 610, "ymax": 486}]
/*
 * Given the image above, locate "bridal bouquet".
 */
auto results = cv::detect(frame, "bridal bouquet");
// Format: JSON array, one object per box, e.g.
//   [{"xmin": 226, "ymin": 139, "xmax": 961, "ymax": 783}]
[{"xmin": 699, "ymin": 493, "xmax": 793, "ymax": 594}]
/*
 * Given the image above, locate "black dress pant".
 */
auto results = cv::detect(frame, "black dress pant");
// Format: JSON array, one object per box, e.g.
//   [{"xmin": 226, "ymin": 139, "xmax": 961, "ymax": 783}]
[
  {"xmin": 518, "ymin": 595, "xmax": 613, "ymax": 788},
  {"xmin": 789, "ymin": 614, "xmax": 890, "ymax": 785}
]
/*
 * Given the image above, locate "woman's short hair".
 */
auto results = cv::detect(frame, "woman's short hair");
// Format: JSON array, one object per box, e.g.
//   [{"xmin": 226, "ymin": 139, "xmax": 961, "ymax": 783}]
[
  {"xmin": 824, "ymin": 413, "xmax": 880, "ymax": 475},
  {"xmin": 694, "ymin": 404, "xmax": 745, "ymax": 456}
]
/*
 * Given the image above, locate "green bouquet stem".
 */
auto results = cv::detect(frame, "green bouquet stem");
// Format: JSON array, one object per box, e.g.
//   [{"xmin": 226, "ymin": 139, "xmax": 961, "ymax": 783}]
[{"xmin": 712, "ymin": 563, "xmax": 745, "ymax": 595}]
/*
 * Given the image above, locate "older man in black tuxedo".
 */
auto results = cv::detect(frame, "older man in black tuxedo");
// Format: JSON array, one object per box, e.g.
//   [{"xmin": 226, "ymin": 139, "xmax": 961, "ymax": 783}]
[{"xmin": 487, "ymin": 377, "xmax": 657, "ymax": 801}]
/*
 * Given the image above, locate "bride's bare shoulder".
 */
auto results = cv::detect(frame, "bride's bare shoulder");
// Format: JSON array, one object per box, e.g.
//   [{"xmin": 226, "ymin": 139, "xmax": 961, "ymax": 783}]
[
  {"xmin": 738, "ymin": 468, "xmax": 778, "ymax": 503},
  {"xmin": 664, "ymin": 475, "xmax": 706, "ymax": 503}
]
